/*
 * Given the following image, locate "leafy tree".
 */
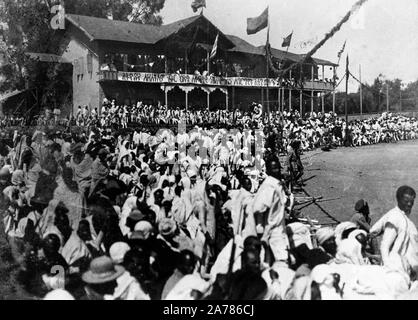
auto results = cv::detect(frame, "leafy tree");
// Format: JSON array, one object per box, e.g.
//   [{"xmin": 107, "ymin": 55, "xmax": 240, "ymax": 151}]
[
  {"xmin": 127, "ymin": 0, "xmax": 165, "ymax": 25},
  {"xmin": 0, "ymin": 0, "xmax": 166, "ymax": 113}
]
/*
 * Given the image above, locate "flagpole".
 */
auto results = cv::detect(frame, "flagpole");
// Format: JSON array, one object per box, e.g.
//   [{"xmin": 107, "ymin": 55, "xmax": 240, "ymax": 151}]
[
  {"xmin": 266, "ymin": 22, "xmax": 270, "ymax": 126},
  {"xmin": 345, "ymin": 55, "xmax": 349, "ymax": 146},
  {"xmin": 359, "ymin": 64, "xmax": 363, "ymax": 118}
]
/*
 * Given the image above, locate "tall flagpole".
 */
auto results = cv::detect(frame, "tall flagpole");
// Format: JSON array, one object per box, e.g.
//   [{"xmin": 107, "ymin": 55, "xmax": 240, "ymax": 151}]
[
  {"xmin": 345, "ymin": 55, "xmax": 349, "ymax": 146},
  {"xmin": 266, "ymin": 16, "xmax": 270, "ymax": 125},
  {"xmin": 359, "ymin": 64, "xmax": 363, "ymax": 118}
]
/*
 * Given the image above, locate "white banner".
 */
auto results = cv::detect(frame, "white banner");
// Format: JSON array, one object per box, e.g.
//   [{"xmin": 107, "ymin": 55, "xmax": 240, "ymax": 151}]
[{"xmin": 116, "ymin": 71, "xmax": 280, "ymax": 88}]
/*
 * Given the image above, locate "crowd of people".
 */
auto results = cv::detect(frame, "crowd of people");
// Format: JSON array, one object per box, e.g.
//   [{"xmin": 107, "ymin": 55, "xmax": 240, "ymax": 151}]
[
  {"xmin": 70, "ymin": 101, "xmax": 418, "ymax": 152},
  {"xmin": 0, "ymin": 98, "xmax": 418, "ymax": 300}
]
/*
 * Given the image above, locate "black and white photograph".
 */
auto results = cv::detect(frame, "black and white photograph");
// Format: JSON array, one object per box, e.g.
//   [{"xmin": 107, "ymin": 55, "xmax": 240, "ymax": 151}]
[{"xmin": 0, "ymin": 0, "xmax": 418, "ymax": 304}]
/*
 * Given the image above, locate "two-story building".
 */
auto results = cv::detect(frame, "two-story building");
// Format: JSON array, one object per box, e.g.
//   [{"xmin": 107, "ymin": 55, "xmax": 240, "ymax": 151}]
[{"xmin": 59, "ymin": 13, "xmax": 338, "ymax": 115}]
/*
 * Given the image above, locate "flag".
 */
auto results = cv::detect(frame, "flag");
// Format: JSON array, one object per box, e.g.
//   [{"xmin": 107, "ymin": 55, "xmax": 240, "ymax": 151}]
[
  {"xmin": 282, "ymin": 32, "xmax": 293, "ymax": 47},
  {"xmin": 337, "ymin": 40, "xmax": 346, "ymax": 59},
  {"xmin": 191, "ymin": 0, "xmax": 206, "ymax": 13},
  {"xmin": 210, "ymin": 33, "xmax": 219, "ymax": 60},
  {"xmin": 247, "ymin": 7, "xmax": 268, "ymax": 35}
]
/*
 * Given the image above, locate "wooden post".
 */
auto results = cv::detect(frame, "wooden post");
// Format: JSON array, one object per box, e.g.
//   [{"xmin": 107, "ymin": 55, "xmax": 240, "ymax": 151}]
[
  {"xmin": 300, "ymin": 90, "xmax": 303, "ymax": 115},
  {"xmin": 359, "ymin": 65, "xmax": 363, "ymax": 117},
  {"xmin": 311, "ymin": 64, "xmax": 314, "ymax": 82},
  {"xmin": 165, "ymin": 87, "xmax": 168, "ymax": 107},
  {"xmin": 400, "ymin": 84, "xmax": 402, "ymax": 112},
  {"xmin": 185, "ymin": 90, "xmax": 188, "ymax": 110},
  {"xmin": 386, "ymin": 82, "xmax": 389, "ymax": 112},
  {"xmin": 207, "ymin": 91, "xmax": 210, "ymax": 111},
  {"xmin": 207, "ymin": 51, "xmax": 210, "ymax": 74},
  {"xmin": 266, "ymin": 24, "xmax": 270, "ymax": 124},
  {"xmin": 345, "ymin": 56, "xmax": 349, "ymax": 144},
  {"xmin": 289, "ymin": 69, "xmax": 292, "ymax": 111},
  {"xmin": 232, "ymin": 87, "xmax": 235, "ymax": 110},
  {"xmin": 282, "ymin": 87, "xmax": 285, "ymax": 112},
  {"xmin": 333, "ymin": 66, "xmax": 336, "ymax": 114},
  {"xmin": 184, "ymin": 49, "xmax": 188, "ymax": 74},
  {"xmin": 321, "ymin": 65, "xmax": 325, "ymax": 113},
  {"xmin": 311, "ymin": 90, "xmax": 314, "ymax": 114},
  {"xmin": 311, "ymin": 64, "xmax": 314, "ymax": 114},
  {"xmin": 278, "ymin": 88, "xmax": 281, "ymax": 113},
  {"xmin": 123, "ymin": 54, "xmax": 128, "ymax": 72},
  {"xmin": 225, "ymin": 89, "xmax": 229, "ymax": 111}
]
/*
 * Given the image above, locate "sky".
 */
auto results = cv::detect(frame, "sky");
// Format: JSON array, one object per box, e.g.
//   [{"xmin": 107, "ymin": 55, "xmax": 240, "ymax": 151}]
[{"xmin": 160, "ymin": 0, "xmax": 418, "ymax": 92}]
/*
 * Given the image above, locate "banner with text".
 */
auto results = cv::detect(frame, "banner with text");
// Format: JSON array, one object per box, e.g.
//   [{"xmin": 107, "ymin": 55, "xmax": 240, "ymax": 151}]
[{"xmin": 116, "ymin": 72, "xmax": 280, "ymax": 88}]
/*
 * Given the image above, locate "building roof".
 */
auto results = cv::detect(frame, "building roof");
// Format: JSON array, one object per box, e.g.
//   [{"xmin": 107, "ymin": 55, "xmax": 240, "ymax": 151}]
[
  {"xmin": 65, "ymin": 14, "xmax": 337, "ymax": 66},
  {"xmin": 226, "ymin": 34, "xmax": 264, "ymax": 56},
  {"xmin": 66, "ymin": 14, "xmax": 200, "ymax": 44},
  {"xmin": 298, "ymin": 54, "xmax": 338, "ymax": 67},
  {"xmin": 226, "ymin": 34, "xmax": 337, "ymax": 66}
]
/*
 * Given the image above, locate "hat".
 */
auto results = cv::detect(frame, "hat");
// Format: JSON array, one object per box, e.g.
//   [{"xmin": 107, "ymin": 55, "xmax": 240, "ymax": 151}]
[
  {"xmin": 129, "ymin": 209, "xmax": 146, "ymax": 222},
  {"xmin": 158, "ymin": 218, "xmax": 177, "ymax": 237},
  {"xmin": 315, "ymin": 227, "xmax": 335, "ymax": 245},
  {"xmin": 43, "ymin": 289, "xmax": 75, "ymax": 300},
  {"xmin": 82, "ymin": 256, "xmax": 125, "ymax": 284},
  {"xmin": 109, "ymin": 242, "xmax": 131, "ymax": 264},
  {"xmin": 0, "ymin": 166, "xmax": 10, "ymax": 177},
  {"xmin": 354, "ymin": 199, "xmax": 367, "ymax": 212},
  {"xmin": 131, "ymin": 221, "xmax": 153, "ymax": 240}
]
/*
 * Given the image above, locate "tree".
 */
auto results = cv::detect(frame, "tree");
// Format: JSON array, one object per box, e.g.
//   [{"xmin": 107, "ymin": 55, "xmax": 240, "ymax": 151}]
[
  {"xmin": 64, "ymin": 0, "xmax": 166, "ymax": 25},
  {"xmin": 127, "ymin": 0, "xmax": 166, "ymax": 25},
  {"xmin": 0, "ymin": 0, "xmax": 166, "ymax": 112},
  {"xmin": 324, "ymin": 77, "xmax": 418, "ymax": 116}
]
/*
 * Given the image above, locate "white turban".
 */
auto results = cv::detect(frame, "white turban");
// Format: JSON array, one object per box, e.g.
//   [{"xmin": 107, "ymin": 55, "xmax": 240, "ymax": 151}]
[
  {"xmin": 316, "ymin": 227, "xmax": 335, "ymax": 246},
  {"xmin": 44, "ymin": 289, "xmax": 75, "ymax": 300},
  {"xmin": 109, "ymin": 242, "xmax": 131, "ymax": 265},
  {"xmin": 287, "ymin": 222, "xmax": 313, "ymax": 249},
  {"xmin": 335, "ymin": 238, "xmax": 365, "ymax": 265},
  {"xmin": 334, "ymin": 222, "xmax": 358, "ymax": 246}
]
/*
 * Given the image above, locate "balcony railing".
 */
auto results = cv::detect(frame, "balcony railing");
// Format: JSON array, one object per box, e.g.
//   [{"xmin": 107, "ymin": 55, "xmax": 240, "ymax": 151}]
[{"xmin": 98, "ymin": 71, "xmax": 335, "ymax": 91}]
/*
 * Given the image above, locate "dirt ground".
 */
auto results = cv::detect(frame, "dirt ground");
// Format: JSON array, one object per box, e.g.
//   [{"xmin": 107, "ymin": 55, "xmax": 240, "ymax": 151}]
[{"xmin": 297, "ymin": 140, "xmax": 418, "ymax": 227}]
